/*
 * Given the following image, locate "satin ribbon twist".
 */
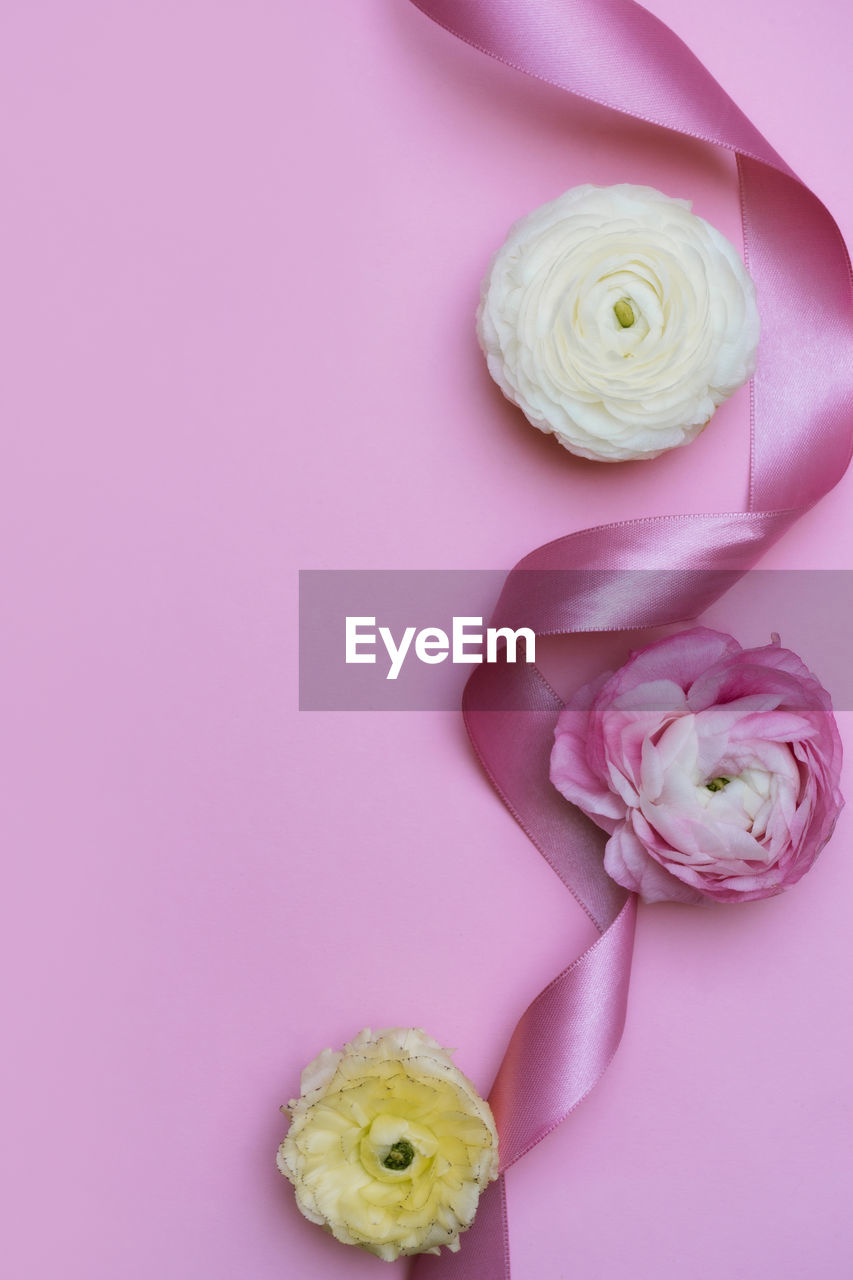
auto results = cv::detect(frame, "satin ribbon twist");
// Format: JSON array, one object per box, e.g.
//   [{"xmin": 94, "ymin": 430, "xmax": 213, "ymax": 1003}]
[{"xmin": 405, "ymin": 2, "xmax": 853, "ymax": 1277}]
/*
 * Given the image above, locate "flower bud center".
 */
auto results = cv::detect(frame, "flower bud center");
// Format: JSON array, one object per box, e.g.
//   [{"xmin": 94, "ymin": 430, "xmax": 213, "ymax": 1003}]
[
  {"xmin": 382, "ymin": 1139, "xmax": 416, "ymax": 1171},
  {"xmin": 706, "ymin": 776, "xmax": 731, "ymax": 792},
  {"xmin": 613, "ymin": 298, "xmax": 636, "ymax": 328}
]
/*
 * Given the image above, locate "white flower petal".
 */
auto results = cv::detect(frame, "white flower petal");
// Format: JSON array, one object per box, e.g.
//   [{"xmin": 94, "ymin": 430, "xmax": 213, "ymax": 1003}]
[{"xmin": 477, "ymin": 184, "xmax": 759, "ymax": 462}]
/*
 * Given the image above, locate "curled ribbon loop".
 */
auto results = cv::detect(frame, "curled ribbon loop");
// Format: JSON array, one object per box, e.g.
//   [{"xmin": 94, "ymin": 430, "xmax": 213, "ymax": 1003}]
[{"xmin": 406, "ymin": 2, "xmax": 853, "ymax": 1277}]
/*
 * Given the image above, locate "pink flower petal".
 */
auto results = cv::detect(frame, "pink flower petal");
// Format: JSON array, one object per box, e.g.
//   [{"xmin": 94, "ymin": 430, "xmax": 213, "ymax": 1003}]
[{"xmin": 549, "ymin": 626, "xmax": 843, "ymax": 905}]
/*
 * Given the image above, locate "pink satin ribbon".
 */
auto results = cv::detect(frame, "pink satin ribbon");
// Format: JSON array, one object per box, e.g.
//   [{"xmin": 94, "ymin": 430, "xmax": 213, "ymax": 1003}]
[{"xmin": 405, "ymin": 2, "xmax": 853, "ymax": 1277}]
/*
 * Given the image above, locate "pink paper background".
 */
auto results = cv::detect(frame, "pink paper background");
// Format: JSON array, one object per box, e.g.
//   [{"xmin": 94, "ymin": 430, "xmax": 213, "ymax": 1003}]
[{"xmin": 3, "ymin": 1, "xmax": 852, "ymax": 1276}]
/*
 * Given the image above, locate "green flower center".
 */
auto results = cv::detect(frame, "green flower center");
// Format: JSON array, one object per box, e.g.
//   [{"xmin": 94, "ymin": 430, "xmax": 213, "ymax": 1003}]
[
  {"xmin": 706, "ymin": 776, "xmax": 731, "ymax": 793},
  {"xmin": 613, "ymin": 298, "xmax": 636, "ymax": 328},
  {"xmin": 382, "ymin": 1139, "xmax": 416, "ymax": 1171}
]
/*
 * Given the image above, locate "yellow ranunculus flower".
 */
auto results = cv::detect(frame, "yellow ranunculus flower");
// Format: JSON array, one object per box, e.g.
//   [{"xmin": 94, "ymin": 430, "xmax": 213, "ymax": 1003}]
[{"xmin": 277, "ymin": 1027, "xmax": 499, "ymax": 1261}]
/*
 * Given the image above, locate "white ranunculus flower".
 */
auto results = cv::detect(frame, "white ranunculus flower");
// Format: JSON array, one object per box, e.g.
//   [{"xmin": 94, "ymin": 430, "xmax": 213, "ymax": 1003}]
[
  {"xmin": 278, "ymin": 1028, "xmax": 499, "ymax": 1262},
  {"xmin": 477, "ymin": 183, "xmax": 760, "ymax": 462}
]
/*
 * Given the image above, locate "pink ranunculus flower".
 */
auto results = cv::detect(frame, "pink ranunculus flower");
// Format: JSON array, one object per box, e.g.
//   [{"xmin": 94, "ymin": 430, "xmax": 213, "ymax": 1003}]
[{"xmin": 550, "ymin": 628, "xmax": 843, "ymax": 904}]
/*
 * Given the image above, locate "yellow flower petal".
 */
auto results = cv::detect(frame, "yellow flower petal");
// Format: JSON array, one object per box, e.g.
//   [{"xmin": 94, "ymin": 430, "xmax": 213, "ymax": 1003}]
[{"xmin": 278, "ymin": 1027, "xmax": 499, "ymax": 1260}]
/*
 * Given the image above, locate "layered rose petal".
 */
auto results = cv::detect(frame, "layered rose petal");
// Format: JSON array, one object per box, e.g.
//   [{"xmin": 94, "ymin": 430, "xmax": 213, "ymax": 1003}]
[
  {"xmin": 550, "ymin": 628, "xmax": 843, "ymax": 904},
  {"xmin": 477, "ymin": 185, "xmax": 760, "ymax": 462},
  {"xmin": 278, "ymin": 1028, "xmax": 499, "ymax": 1261}
]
